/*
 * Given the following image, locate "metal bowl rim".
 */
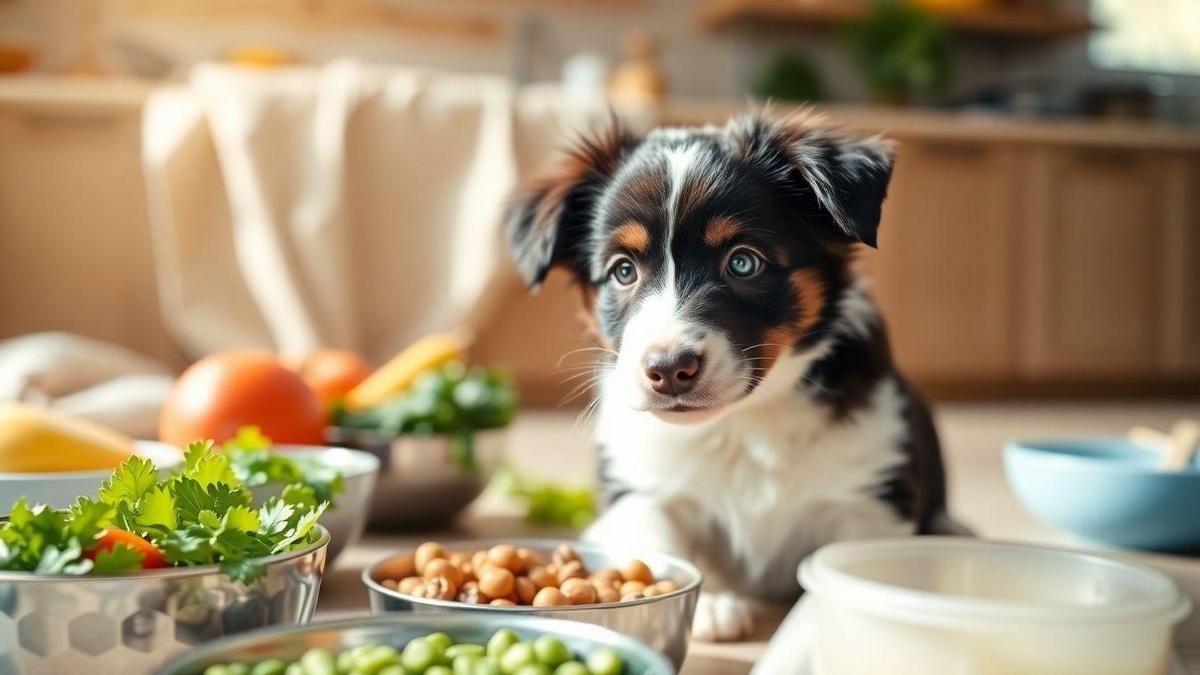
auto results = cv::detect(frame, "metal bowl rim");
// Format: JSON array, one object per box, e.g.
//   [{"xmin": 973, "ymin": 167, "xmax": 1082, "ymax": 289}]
[
  {"xmin": 153, "ymin": 612, "xmax": 676, "ymax": 675},
  {"xmin": 0, "ymin": 525, "xmax": 329, "ymax": 583},
  {"xmin": 265, "ymin": 445, "xmax": 382, "ymax": 479},
  {"xmin": 362, "ymin": 537, "xmax": 703, "ymax": 612}
]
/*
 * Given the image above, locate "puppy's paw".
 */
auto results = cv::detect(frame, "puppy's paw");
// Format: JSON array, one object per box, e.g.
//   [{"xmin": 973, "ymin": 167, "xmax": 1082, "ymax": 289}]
[{"xmin": 691, "ymin": 591, "xmax": 754, "ymax": 642}]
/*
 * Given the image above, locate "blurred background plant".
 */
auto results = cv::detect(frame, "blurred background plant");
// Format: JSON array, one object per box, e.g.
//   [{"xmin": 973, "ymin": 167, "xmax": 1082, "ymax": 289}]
[
  {"xmin": 843, "ymin": 1, "xmax": 953, "ymax": 105},
  {"xmin": 752, "ymin": 52, "xmax": 825, "ymax": 103}
]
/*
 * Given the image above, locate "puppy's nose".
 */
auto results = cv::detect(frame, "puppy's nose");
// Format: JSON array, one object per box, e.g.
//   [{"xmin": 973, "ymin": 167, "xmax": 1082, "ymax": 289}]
[{"xmin": 644, "ymin": 350, "xmax": 702, "ymax": 395}]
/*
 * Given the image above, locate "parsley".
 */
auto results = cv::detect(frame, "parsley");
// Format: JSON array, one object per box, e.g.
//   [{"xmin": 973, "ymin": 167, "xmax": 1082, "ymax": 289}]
[
  {"xmin": 0, "ymin": 439, "xmax": 329, "ymax": 583},
  {"xmin": 221, "ymin": 427, "xmax": 346, "ymax": 508}
]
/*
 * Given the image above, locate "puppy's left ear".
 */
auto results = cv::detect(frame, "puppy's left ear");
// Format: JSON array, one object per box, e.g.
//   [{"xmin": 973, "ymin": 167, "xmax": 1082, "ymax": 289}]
[
  {"xmin": 506, "ymin": 123, "xmax": 638, "ymax": 289},
  {"xmin": 731, "ymin": 114, "xmax": 895, "ymax": 248}
]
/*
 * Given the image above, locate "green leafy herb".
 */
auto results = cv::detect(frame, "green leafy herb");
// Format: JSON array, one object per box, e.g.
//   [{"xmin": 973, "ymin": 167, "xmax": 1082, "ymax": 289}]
[
  {"xmin": 492, "ymin": 467, "xmax": 596, "ymax": 529},
  {"xmin": 332, "ymin": 363, "xmax": 517, "ymax": 471},
  {"xmin": 221, "ymin": 427, "xmax": 346, "ymax": 507},
  {"xmin": 0, "ymin": 439, "xmax": 329, "ymax": 583}
]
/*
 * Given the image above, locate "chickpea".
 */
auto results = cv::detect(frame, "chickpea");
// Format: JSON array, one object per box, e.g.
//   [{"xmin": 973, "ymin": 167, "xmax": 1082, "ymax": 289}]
[
  {"xmin": 652, "ymin": 580, "xmax": 679, "ymax": 594},
  {"xmin": 381, "ymin": 578, "xmax": 399, "ymax": 590},
  {"xmin": 414, "ymin": 542, "xmax": 446, "ymax": 575},
  {"xmin": 376, "ymin": 553, "xmax": 416, "ymax": 580},
  {"xmin": 552, "ymin": 543, "xmax": 580, "ymax": 567},
  {"xmin": 621, "ymin": 592, "xmax": 644, "ymax": 602},
  {"xmin": 532, "ymin": 587, "xmax": 571, "ymax": 607},
  {"xmin": 479, "ymin": 566, "xmax": 515, "ymax": 598},
  {"xmin": 515, "ymin": 576, "xmax": 538, "ymax": 604},
  {"xmin": 619, "ymin": 581, "xmax": 646, "ymax": 597},
  {"xmin": 560, "ymin": 577, "xmax": 597, "ymax": 605},
  {"xmin": 516, "ymin": 547, "xmax": 546, "ymax": 569},
  {"xmin": 527, "ymin": 566, "xmax": 557, "ymax": 590},
  {"xmin": 471, "ymin": 550, "xmax": 490, "ymax": 574},
  {"xmin": 457, "ymin": 581, "xmax": 490, "ymax": 604},
  {"xmin": 596, "ymin": 584, "xmax": 621, "ymax": 603},
  {"xmin": 448, "ymin": 552, "xmax": 470, "ymax": 567},
  {"xmin": 419, "ymin": 576, "xmax": 457, "ymax": 600},
  {"xmin": 590, "ymin": 569, "xmax": 623, "ymax": 589},
  {"xmin": 490, "ymin": 598, "xmax": 516, "ymax": 606},
  {"xmin": 557, "ymin": 561, "xmax": 587, "ymax": 584},
  {"xmin": 423, "ymin": 559, "xmax": 464, "ymax": 587},
  {"xmin": 488, "ymin": 544, "xmax": 522, "ymax": 573},
  {"xmin": 621, "ymin": 559, "xmax": 653, "ymax": 585},
  {"xmin": 398, "ymin": 576, "xmax": 425, "ymax": 595}
]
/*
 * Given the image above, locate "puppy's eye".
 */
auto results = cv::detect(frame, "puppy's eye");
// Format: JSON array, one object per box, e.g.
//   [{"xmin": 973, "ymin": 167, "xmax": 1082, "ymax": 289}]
[
  {"xmin": 726, "ymin": 249, "xmax": 764, "ymax": 279},
  {"xmin": 609, "ymin": 258, "xmax": 639, "ymax": 286}
]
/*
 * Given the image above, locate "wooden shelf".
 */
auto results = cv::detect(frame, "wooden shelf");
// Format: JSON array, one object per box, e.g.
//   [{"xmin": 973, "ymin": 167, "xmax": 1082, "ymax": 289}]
[{"xmin": 699, "ymin": 0, "xmax": 1094, "ymax": 40}]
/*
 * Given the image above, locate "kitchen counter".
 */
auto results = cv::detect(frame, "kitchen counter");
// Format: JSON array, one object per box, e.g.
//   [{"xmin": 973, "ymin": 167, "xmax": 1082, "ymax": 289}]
[
  {"xmin": 1, "ymin": 75, "xmax": 1197, "ymax": 150},
  {"xmin": 315, "ymin": 400, "xmax": 1200, "ymax": 674}
]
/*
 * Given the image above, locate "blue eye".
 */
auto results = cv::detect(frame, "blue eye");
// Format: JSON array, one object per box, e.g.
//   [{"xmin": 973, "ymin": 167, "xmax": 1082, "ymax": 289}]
[
  {"xmin": 726, "ymin": 249, "xmax": 763, "ymax": 279},
  {"xmin": 610, "ymin": 258, "xmax": 638, "ymax": 286}
]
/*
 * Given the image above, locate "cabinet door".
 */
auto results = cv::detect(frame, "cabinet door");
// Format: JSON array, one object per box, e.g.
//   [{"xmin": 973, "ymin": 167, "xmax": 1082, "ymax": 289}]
[
  {"xmin": 865, "ymin": 139, "xmax": 1020, "ymax": 381},
  {"xmin": 0, "ymin": 105, "xmax": 183, "ymax": 367},
  {"xmin": 1021, "ymin": 147, "xmax": 1166, "ymax": 377},
  {"xmin": 1163, "ymin": 154, "xmax": 1200, "ymax": 375}
]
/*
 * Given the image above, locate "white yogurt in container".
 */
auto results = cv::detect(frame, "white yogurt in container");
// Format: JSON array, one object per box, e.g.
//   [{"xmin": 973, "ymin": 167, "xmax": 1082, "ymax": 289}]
[{"xmin": 799, "ymin": 537, "xmax": 1191, "ymax": 675}]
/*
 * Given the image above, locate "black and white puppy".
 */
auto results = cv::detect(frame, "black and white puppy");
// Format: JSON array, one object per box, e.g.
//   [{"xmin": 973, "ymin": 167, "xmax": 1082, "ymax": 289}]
[{"xmin": 506, "ymin": 112, "xmax": 954, "ymax": 642}]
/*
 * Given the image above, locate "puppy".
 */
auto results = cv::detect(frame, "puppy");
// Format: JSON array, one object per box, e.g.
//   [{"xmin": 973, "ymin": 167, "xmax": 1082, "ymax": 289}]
[{"xmin": 505, "ymin": 112, "xmax": 955, "ymax": 643}]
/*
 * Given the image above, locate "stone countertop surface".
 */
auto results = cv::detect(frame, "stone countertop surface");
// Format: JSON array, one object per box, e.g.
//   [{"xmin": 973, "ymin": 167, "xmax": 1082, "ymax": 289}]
[{"xmin": 315, "ymin": 401, "xmax": 1200, "ymax": 674}]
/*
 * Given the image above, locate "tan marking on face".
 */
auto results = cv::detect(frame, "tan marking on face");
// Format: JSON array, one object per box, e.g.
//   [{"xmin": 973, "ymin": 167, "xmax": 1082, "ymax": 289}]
[
  {"xmin": 612, "ymin": 222, "xmax": 650, "ymax": 254},
  {"xmin": 791, "ymin": 268, "xmax": 826, "ymax": 334},
  {"xmin": 703, "ymin": 217, "xmax": 742, "ymax": 247},
  {"xmin": 753, "ymin": 268, "xmax": 827, "ymax": 376}
]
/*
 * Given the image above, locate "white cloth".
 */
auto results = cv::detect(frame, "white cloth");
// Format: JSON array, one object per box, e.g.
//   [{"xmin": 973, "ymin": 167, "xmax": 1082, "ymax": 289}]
[
  {"xmin": 142, "ymin": 60, "xmax": 599, "ymax": 362},
  {"xmin": 0, "ymin": 333, "xmax": 174, "ymax": 439}
]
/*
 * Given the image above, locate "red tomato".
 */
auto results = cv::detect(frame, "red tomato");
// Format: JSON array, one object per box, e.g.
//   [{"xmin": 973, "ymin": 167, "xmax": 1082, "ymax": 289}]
[
  {"xmin": 158, "ymin": 350, "xmax": 326, "ymax": 447},
  {"xmin": 85, "ymin": 529, "xmax": 169, "ymax": 569},
  {"xmin": 283, "ymin": 349, "xmax": 372, "ymax": 409}
]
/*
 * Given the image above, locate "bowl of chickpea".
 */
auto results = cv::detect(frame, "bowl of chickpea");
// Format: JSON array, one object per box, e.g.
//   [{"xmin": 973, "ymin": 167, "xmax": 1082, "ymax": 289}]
[{"xmin": 363, "ymin": 539, "xmax": 702, "ymax": 668}]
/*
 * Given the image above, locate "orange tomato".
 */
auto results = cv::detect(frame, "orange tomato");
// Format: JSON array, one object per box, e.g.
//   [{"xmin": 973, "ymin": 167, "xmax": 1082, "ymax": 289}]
[
  {"xmin": 283, "ymin": 349, "xmax": 372, "ymax": 408},
  {"xmin": 85, "ymin": 528, "xmax": 168, "ymax": 569},
  {"xmin": 159, "ymin": 350, "xmax": 326, "ymax": 447}
]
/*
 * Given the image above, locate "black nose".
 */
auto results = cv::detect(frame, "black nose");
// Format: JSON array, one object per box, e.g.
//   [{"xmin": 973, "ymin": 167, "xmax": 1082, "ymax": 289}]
[{"xmin": 644, "ymin": 350, "xmax": 703, "ymax": 395}]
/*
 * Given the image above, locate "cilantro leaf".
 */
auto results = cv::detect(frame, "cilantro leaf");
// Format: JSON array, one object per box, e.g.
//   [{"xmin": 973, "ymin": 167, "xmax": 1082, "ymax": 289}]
[
  {"xmin": 136, "ymin": 487, "xmax": 176, "ymax": 531},
  {"xmin": 258, "ymin": 499, "xmax": 294, "ymax": 535},
  {"xmin": 98, "ymin": 456, "xmax": 158, "ymax": 505},
  {"xmin": 280, "ymin": 484, "xmax": 317, "ymax": 510},
  {"xmin": 93, "ymin": 542, "xmax": 144, "ymax": 574},
  {"xmin": 67, "ymin": 497, "xmax": 113, "ymax": 543},
  {"xmin": 34, "ymin": 538, "xmax": 91, "ymax": 575},
  {"xmin": 272, "ymin": 501, "xmax": 327, "ymax": 554},
  {"xmin": 222, "ymin": 506, "xmax": 260, "ymax": 533}
]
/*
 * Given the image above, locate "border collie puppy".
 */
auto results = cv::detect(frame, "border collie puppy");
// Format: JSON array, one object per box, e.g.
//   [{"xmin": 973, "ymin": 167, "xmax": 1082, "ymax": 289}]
[{"xmin": 506, "ymin": 112, "xmax": 955, "ymax": 642}]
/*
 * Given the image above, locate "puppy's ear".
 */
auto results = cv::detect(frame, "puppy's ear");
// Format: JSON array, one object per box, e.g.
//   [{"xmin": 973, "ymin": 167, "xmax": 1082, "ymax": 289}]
[
  {"xmin": 506, "ymin": 123, "xmax": 637, "ymax": 289},
  {"xmin": 729, "ymin": 113, "xmax": 894, "ymax": 248}
]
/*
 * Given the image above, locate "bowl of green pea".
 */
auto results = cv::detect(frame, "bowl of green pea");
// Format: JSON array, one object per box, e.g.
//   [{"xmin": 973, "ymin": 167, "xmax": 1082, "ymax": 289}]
[{"xmin": 154, "ymin": 613, "xmax": 674, "ymax": 675}]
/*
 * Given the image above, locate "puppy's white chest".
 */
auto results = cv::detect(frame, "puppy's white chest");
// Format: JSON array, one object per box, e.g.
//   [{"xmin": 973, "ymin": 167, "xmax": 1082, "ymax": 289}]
[{"xmin": 599, "ymin": 378, "xmax": 913, "ymax": 593}]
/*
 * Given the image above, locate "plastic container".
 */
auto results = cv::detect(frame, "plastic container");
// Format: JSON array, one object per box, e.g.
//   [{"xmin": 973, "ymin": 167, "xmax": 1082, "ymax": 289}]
[{"xmin": 799, "ymin": 537, "xmax": 1191, "ymax": 675}]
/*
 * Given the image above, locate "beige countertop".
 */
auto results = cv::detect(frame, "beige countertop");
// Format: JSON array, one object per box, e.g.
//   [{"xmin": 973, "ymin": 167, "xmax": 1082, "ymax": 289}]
[
  {"xmin": 2, "ymin": 75, "xmax": 1198, "ymax": 151},
  {"xmin": 315, "ymin": 401, "xmax": 1200, "ymax": 674}
]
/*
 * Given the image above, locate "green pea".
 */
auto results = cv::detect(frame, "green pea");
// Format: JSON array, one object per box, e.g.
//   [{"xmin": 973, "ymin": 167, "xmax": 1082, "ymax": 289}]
[
  {"xmin": 486, "ymin": 630, "xmax": 520, "ymax": 659},
  {"xmin": 424, "ymin": 633, "xmax": 454, "ymax": 653},
  {"xmin": 473, "ymin": 658, "xmax": 503, "ymax": 675},
  {"xmin": 252, "ymin": 659, "xmax": 288, "ymax": 675},
  {"xmin": 499, "ymin": 643, "xmax": 537, "ymax": 674},
  {"xmin": 356, "ymin": 645, "xmax": 401, "ymax": 674},
  {"xmin": 513, "ymin": 666, "xmax": 550, "ymax": 675},
  {"xmin": 227, "ymin": 666, "xmax": 251, "ymax": 675},
  {"xmin": 552, "ymin": 663, "xmax": 589, "ymax": 675},
  {"xmin": 286, "ymin": 664, "xmax": 305, "ymax": 675},
  {"xmin": 402, "ymin": 639, "xmax": 437, "ymax": 672},
  {"xmin": 204, "ymin": 666, "xmax": 231, "ymax": 675},
  {"xmin": 338, "ymin": 650, "xmax": 358, "ymax": 674},
  {"xmin": 453, "ymin": 654, "xmax": 483, "ymax": 675},
  {"xmin": 302, "ymin": 649, "xmax": 338, "ymax": 675},
  {"xmin": 427, "ymin": 667, "xmax": 454, "ymax": 675},
  {"xmin": 378, "ymin": 666, "xmax": 408, "ymax": 675},
  {"xmin": 445, "ymin": 644, "xmax": 486, "ymax": 660},
  {"xmin": 585, "ymin": 649, "xmax": 624, "ymax": 675},
  {"xmin": 532, "ymin": 637, "xmax": 571, "ymax": 668}
]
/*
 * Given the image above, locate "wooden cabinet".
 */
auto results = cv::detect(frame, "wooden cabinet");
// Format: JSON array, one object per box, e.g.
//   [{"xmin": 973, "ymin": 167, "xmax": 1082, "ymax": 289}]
[
  {"xmin": 866, "ymin": 139, "xmax": 1021, "ymax": 381},
  {"xmin": 1020, "ymin": 147, "xmax": 1169, "ymax": 377},
  {"xmin": 1163, "ymin": 155, "xmax": 1200, "ymax": 375}
]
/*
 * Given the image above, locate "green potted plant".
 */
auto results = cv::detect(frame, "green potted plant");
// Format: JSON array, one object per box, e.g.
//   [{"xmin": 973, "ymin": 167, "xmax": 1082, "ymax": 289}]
[{"xmin": 843, "ymin": 1, "xmax": 954, "ymax": 105}]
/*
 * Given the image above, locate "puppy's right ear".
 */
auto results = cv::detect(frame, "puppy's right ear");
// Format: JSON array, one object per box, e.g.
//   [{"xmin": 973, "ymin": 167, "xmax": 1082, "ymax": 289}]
[{"xmin": 506, "ymin": 123, "xmax": 637, "ymax": 289}]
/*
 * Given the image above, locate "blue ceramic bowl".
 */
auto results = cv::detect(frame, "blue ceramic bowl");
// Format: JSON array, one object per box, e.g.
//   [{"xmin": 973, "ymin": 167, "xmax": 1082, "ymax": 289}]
[{"xmin": 1005, "ymin": 438, "xmax": 1200, "ymax": 552}]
